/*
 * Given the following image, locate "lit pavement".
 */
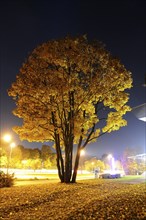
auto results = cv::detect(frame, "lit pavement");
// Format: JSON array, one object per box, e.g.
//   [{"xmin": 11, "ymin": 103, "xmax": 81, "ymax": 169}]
[
  {"xmin": 14, "ymin": 175, "xmax": 145, "ymax": 186},
  {"xmin": 14, "ymin": 174, "xmax": 95, "ymax": 186}
]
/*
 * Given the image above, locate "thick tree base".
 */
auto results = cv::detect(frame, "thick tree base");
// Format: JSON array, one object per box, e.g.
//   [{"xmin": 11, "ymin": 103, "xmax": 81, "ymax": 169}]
[{"xmin": 60, "ymin": 180, "xmax": 77, "ymax": 184}]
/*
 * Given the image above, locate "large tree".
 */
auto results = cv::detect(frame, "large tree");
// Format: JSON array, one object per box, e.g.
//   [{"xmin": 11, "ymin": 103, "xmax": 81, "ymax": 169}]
[{"xmin": 8, "ymin": 36, "xmax": 132, "ymax": 183}]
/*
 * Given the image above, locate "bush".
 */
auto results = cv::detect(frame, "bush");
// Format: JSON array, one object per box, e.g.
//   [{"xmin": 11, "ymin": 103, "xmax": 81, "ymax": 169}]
[{"xmin": 0, "ymin": 171, "xmax": 15, "ymax": 188}]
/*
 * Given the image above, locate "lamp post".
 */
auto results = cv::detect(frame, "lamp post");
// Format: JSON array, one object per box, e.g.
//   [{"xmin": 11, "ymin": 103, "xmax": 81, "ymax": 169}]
[
  {"xmin": 80, "ymin": 149, "xmax": 85, "ymax": 174},
  {"xmin": 3, "ymin": 134, "xmax": 15, "ymax": 174},
  {"xmin": 91, "ymin": 162, "xmax": 95, "ymax": 172},
  {"xmin": 10, "ymin": 142, "xmax": 16, "ymax": 162}
]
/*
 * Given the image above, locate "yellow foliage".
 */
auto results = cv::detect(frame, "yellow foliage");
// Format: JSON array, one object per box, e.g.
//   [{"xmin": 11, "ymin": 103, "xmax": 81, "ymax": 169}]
[{"xmin": 8, "ymin": 36, "xmax": 132, "ymax": 148}]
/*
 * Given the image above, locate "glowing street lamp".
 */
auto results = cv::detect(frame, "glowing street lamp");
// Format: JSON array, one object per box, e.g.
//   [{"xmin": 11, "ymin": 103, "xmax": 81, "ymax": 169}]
[
  {"xmin": 3, "ymin": 134, "xmax": 12, "ymax": 143},
  {"xmin": 80, "ymin": 149, "xmax": 85, "ymax": 156},
  {"xmin": 107, "ymin": 154, "xmax": 112, "ymax": 159}
]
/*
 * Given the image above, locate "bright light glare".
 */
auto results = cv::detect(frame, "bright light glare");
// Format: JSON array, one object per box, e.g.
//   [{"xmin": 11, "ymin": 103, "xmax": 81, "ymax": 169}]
[
  {"xmin": 22, "ymin": 160, "xmax": 27, "ymax": 164},
  {"xmin": 107, "ymin": 154, "xmax": 112, "ymax": 159},
  {"xmin": 10, "ymin": 142, "xmax": 16, "ymax": 148},
  {"xmin": 3, "ymin": 134, "xmax": 12, "ymax": 143},
  {"xmin": 80, "ymin": 149, "xmax": 85, "ymax": 156}
]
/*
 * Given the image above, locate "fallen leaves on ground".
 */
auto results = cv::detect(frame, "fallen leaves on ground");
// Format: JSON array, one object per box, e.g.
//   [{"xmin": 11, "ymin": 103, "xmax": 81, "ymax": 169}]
[{"xmin": 0, "ymin": 179, "xmax": 145, "ymax": 220}]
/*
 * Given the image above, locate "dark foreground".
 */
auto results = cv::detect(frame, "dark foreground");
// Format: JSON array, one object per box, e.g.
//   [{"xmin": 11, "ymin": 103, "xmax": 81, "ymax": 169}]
[{"xmin": 0, "ymin": 179, "xmax": 145, "ymax": 220}]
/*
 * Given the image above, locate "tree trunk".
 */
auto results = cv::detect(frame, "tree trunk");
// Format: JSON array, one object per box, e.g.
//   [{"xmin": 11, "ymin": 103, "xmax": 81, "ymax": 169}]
[
  {"xmin": 71, "ymin": 136, "xmax": 83, "ymax": 183},
  {"xmin": 52, "ymin": 111, "xmax": 65, "ymax": 182},
  {"xmin": 71, "ymin": 147, "xmax": 80, "ymax": 183},
  {"xmin": 55, "ymin": 134, "xmax": 64, "ymax": 182},
  {"xmin": 63, "ymin": 90, "xmax": 74, "ymax": 183},
  {"xmin": 64, "ymin": 152, "xmax": 72, "ymax": 183}
]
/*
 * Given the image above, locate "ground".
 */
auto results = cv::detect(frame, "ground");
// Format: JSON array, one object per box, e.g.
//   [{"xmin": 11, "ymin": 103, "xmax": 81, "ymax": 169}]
[{"xmin": 0, "ymin": 179, "xmax": 145, "ymax": 220}]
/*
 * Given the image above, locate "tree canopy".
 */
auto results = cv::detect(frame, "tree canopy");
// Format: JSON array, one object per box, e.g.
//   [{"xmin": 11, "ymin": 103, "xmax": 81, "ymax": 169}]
[{"xmin": 8, "ymin": 36, "xmax": 132, "ymax": 183}]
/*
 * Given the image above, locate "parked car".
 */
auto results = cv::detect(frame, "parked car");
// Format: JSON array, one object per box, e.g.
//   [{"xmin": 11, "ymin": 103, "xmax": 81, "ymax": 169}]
[{"xmin": 99, "ymin": 173, "xmax": 121, "ymax": 179}]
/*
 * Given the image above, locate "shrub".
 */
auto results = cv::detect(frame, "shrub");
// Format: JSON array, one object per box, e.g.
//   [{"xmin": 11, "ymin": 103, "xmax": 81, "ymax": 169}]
[{"xmin": 0, "ymin": 171, "xmax": 15, "ymax": 188}]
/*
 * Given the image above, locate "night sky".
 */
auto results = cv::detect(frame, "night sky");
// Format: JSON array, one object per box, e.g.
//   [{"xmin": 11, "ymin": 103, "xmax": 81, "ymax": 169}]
[{"xmin": 0, "ymin": 0, "xmax": 145, "ymax": 158}]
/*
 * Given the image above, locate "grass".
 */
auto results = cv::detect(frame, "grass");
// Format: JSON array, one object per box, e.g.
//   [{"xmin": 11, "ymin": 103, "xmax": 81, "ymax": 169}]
[
  {"xmin": 115, "ymin": 175, "xmax": 146, "ymax": 182},
  {"xmin": 121, "ymin": 175, "xmax": 145, "ymax": 180}
]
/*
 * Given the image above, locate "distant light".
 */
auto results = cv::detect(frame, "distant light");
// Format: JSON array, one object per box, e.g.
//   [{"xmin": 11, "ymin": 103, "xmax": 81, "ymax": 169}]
[
  {"xmin": 22, "ymin": 160, "xmax": 27, "ymax": 164},
  {"xmin": 128, "ymin": 153, "xmax": 146, "ymax": 160}
]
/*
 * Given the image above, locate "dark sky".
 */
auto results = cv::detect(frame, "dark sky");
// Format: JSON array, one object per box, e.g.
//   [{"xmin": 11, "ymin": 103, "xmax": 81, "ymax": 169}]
[{"xmin": 0, "ymin": 0, "xmax": 145, "ymax": 158}]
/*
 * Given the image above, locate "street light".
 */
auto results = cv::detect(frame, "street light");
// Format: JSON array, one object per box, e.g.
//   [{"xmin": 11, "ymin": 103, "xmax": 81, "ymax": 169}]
[
  {"xmin": 3, "ymin": 134, "xmax": 12, "ymax": 143},
  {"xmin": 80, "ymin": 149, "xmax": 85, "ymax": 156},
  {"xmin": 107, "ymin": 154, "xmax": 112, "ymax": 159}
]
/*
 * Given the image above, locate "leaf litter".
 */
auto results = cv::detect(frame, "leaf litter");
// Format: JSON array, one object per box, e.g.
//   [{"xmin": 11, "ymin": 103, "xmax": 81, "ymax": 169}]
[{"xmin": 0, "ymin": 179, "xmax": 145, "ymax": 220}]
